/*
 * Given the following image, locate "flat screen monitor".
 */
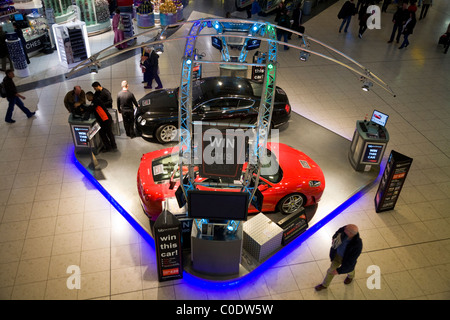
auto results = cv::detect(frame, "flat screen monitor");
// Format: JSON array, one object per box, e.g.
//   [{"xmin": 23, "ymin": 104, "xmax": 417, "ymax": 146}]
[
  {"xmin": 246, "ymin": 39, "xmax": 261, "ymax": 50},
  {"xmin": 371, "ymin": 110, "xmax": 389, "ymax": 127},
  {"xmin": 188, "ymin": 190, "xmax": 249, "ymax": 221},
  {"xmin": 14, "ymin": 14, "xmax": 24, "ymax": 21},
  {"xmin": 211, "ymin": 37, "xmax": 222, "ymax": 50}
]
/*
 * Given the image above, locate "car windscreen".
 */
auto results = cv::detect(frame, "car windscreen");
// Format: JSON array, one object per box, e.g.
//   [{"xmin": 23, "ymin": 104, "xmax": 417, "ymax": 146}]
[
  {"xmin": 260, "ymin": 149, "xmax": 283, "ymax": 184},
  {"xmin": 200, "ymin": 78, "xmax": 254, "ymax": 99},
  {"xmin": 151, "ymin": 154, "xmax": 179, "ymax": 183}
]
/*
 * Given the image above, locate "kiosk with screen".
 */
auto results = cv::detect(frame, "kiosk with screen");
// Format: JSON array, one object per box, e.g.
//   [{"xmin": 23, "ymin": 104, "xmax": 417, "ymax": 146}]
[
  {"xmin": 349, "ymin": 110, "xmax": 390, "ymax": 171},
  {"xmin": 189, "ymin": 190, "xmax": 247, "ymax": 276}
]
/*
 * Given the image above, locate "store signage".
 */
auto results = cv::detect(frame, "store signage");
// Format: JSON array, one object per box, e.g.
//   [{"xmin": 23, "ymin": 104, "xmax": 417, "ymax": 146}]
[
  {"xmin": 71, "ymin": 125, "xmax": 90, "ymax": 147},
  {"xmin": 361, "ymin": 143, "xmax": 384, "ymax": 164},
  {"xmin": 154, "ymin": 210, "xmax": 183, "ymax": 282},
  {"xmin": 375, "ymin": 150, "xmax": 413, "ymax": 213},
  {"xmin": 26, "ymin": 35, "xmax": 45, "ymax": 54}
]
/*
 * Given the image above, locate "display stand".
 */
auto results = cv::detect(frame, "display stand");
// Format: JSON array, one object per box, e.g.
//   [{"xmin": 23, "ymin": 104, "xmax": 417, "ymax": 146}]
[
  {"xmin": 348, "ymin": 119, "xmax": 389, "ymax": 171},
  {"xmin": 87, "ymin": 122, "xmax": 102, "ymax": 170},
  {"xmin": 190, "ymin": 221, "xmax": 243, "ymax": 276},
  {"xmin": 120, "ymin": 12, "xmax": 135, "ymax": 46},
  {"xmin": 5, "ymin": 34, "xmax": 30, "ymax": 78},
  {"xmin": 53, "ymin": 21, "xmax": 90, "ymax": 68},
  {"xmin": 107, "ymin": 108, "xmax": 121, "ymax": 136},
  {"xmin": 375, "ymin": 150, "xmax": 413, "ymax": 213},
  {"xmin": 68, "ymin": 114, "xmax": 103, "ymax": 155}
]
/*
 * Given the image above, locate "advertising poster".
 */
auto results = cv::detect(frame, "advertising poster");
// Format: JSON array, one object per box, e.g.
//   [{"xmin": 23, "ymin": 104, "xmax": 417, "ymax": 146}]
[
  {"xmin": 374, "ymin": 150, "xmax": 413, "ymax": 213},
  {"xmin": 154, "ymin": 210, "xmax": 183, "ymax": 282}
]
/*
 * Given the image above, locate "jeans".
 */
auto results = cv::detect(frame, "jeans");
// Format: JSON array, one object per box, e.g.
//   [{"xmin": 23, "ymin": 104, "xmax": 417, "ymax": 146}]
[
  {"xmin": 277, "ymin": 31, "xmax": 289, "ymax": 50},
  {"xmin": 339, "ymin": 16, "xmax": 352, "ymax": 33},
  {"xmin": 5, "ymin": 96, "xmax": 33, "ymax": 121},
  {"xmin": 400, "ymin": 34, "xmax": 410, "ymax": 48},
  {"xmin": 321, "ymin": 255, "xmax": 356, "ymax": 287}
]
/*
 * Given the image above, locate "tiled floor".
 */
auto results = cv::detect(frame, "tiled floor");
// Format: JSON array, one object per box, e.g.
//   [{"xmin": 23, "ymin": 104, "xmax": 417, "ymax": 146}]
[{"xmin": 1, "ymin": 1, "xmax": 450, "ymax": 300}]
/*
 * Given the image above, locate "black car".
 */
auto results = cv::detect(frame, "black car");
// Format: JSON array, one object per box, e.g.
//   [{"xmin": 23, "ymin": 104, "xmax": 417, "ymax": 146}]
[{"xmin": 134, "ymin": 76, "xmax": 291, "ymax": 143}]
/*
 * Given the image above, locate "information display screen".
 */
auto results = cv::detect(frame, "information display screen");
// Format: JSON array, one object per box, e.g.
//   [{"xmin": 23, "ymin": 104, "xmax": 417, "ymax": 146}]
[
  {"xmin": 246, "ymin": 39, "xmax": 261, "ymax": 50},
  {"xmin": 371, "ymin": 110, "xmax": 389, "ymax": 127},
  {"xmin": 361, "ymin": 143, "xmax": 384, "ymax": 164},
  {"xmin": 71, "ymin": 125, "xmax": 90, "ymax": 147},
  {"xmin": 211, "ymin": 37, "xmax": 222, "ymax": 50}
]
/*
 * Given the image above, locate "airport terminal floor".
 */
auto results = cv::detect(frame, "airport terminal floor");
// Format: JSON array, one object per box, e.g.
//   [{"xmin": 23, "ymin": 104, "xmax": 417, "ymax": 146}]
[{"xmin": 0, "ymin": 0, "xmax": 450, "ymax": 300}]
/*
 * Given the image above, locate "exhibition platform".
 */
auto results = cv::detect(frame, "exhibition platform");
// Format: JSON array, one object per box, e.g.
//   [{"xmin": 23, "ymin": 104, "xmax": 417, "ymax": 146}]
[{"xmin": 73, "ymin": 110, "xmax": 380, "ymax": 281}]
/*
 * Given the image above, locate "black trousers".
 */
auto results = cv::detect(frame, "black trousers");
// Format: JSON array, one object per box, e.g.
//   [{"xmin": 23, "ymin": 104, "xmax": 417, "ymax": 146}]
[
  {"xmin": 99, "ymin": 119, "xmax": 117, "ymax": 150},
  {"xmin": 122, "ymin": 111, "xmax": 135, "ymax": 137}
]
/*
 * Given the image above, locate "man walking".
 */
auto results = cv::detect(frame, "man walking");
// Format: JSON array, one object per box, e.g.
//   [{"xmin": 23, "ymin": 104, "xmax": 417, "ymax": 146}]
[
  {"xmin": 143, "ymin": 47, "xmax": 163, "ymax": 90},
  {"xmin": 315, "ymin": 224, "xmax": 363, "ymax": 291},
  {"xmin": 3, "ymin": 69, "xmax": 35, "ymax": 123},
  {"xmin": 338, "ymin": 0, "xmax": 357, "ymax": 33},
  {"xmin": 117, "ymin": 80, "xmax": 139, "ymax": 138}
]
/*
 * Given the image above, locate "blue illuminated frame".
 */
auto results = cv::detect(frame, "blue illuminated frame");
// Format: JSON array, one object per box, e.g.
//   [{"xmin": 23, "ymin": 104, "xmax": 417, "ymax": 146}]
[{"xmin": 72, "ymin": 146, "xmax": 383, "ymax": 289}]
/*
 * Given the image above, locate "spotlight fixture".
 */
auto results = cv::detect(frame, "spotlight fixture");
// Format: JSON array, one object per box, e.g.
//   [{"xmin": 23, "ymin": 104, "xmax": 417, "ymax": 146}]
[
  {"xmin": 299, "ymin": 50, "xmax": 310, "ymax": 61},
  {"xmin": 299, "ymin": 37, "xmax": 310, "ymax": 62},
  {"xmin": 89, "ymin": 64, "xmax": 98, "ymax": 74},
  {"xmin": 154, "ymin": 43, "xmax": 164, "ymax": 55},
  {"xmin": 361, "ymin": 78, "xmax": 373, "ymax": 91}
]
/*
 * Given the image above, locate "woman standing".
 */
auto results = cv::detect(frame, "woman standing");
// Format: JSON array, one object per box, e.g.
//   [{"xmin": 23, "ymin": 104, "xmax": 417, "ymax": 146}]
[
  {"xmin": 112, "ymin": 8, "xmax": 127, "ymax": 50},
  {"xmin": 399, "ymin": 11, "xmax": 417, "ymax": 49}
]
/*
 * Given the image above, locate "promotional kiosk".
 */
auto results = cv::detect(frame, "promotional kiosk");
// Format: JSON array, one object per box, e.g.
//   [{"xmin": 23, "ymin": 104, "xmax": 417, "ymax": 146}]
[{"xmin": 349, "ymin": 110, "xmax": 390, "ymax": 171}]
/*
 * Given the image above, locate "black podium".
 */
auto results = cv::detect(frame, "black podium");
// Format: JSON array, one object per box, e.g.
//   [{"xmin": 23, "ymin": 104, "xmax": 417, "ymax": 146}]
[{"xmin": 68, "ymin": 114, "xmax": 103, "ymax": 154}]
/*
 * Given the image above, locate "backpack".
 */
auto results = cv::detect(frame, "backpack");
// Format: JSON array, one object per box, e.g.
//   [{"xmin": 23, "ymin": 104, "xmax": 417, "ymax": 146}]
[{"xmin": 0, "ymin": 82, "xmax": 6, "ymax": 98}]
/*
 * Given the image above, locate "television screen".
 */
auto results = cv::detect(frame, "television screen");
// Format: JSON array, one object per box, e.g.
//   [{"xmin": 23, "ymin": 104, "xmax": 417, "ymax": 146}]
[
  {"xmin": 211, "ymin": 37, "xmax": 222, "ymax": 50},
  {"xmin": 188, "ymin": 190, "xmax": 249, "ymax": 221},
  {"xmin": 371, "ymin": 110, "xmax": 389, "ymax": 127},
  {"xmin": 14, "ymin": 14, "xmax": 24, "ymax": 21},
  {"xmin": 246, "ymin": 39, "xmax": 261, "ymax": 50}
]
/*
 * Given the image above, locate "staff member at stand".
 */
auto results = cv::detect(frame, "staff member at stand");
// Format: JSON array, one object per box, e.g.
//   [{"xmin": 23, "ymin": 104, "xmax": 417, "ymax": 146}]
[
  {"xmin": 92, "ymin": 81, "xmax": 113, "ymax": 109},
  {"xmin": 86, "ymin": 91, "xmax": 117, "ymax": 152},
  {"xmin": 3, "ymin": 69, "xmax": 35, "ymax": 123},
  {"xmin": 64, "ymin": 85, "xmax": 88, "ymax": 117},
  {"xmin": 117, "ymin": 80, "xmax": 139, "ymax": 138}
]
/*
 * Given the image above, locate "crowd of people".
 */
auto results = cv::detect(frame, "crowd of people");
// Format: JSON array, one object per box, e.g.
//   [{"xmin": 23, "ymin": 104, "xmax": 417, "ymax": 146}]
[{"xmin": 334, "ymin": 0, "xmax": 442, "ymax": 50}]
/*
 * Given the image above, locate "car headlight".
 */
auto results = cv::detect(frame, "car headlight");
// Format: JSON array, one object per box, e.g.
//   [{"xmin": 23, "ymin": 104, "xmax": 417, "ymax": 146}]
[
  {"xmin": 140, "ymin": 119, "xmax": 147, "ymax": 126},
  {"xmin": 309, "ymin": 180, "xmax": 321, "ymax": 187}
]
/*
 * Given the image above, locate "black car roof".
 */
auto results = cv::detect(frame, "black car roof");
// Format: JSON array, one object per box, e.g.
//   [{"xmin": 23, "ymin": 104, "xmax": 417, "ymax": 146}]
[{"xmin": 197, "ymin": 77, "xmax": 256, "ymax": 100}]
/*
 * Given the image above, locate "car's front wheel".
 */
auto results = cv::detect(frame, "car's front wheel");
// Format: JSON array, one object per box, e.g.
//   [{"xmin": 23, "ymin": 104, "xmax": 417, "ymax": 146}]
[
  {"xmin": 277, "ymin": 193, "xmax": 305, "ymax": 215},
  {"xmin": 155, "ymin": 124, "xmax": 178, "ymax": 144}
]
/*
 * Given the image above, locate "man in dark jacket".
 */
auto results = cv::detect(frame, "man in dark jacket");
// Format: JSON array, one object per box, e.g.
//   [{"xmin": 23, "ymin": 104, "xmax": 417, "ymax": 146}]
[
  {"xmin": 86, "ymin": 91, "xmax": 117, "ymax": 152},
  {"xmin": 338, "ymin": 0, "xmax": 357, "ymax": 33},
  {"xmin": 143, "ymin": 47, "xmax": 163, "ymax": 90},
  {"xmin": 117, "ymin": 80, "xmax": 139, "ymax": 138},
  {"xmin": 315, "ymin": 224, "xmax": 363, "ymax": 291},
  {"xmin": 3, "ymin": 69, "xmax": 35, "ymax": 123},
  {"xmin": 92, "ymin": 81, "xmax": 113, "ymax": 109},
  {"xmin": 388, "ymin": 2, "xmax": 408, "ymax": 43}
]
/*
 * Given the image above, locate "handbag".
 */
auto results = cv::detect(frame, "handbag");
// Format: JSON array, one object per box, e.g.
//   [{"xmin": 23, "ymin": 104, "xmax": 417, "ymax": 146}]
[{"xmin": 118, "ymin": 18, "xmax": 125, "ymax": 31}]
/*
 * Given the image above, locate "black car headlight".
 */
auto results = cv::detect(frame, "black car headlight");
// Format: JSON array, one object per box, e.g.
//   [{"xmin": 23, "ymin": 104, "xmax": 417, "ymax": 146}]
[{"xmin": 309, "ymin": 180, "xmax": 321, "ymax": 187}]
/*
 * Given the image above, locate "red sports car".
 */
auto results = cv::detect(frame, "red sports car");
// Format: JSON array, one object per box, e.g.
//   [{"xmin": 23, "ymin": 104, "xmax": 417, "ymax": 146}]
[{"xmin": 137, "ymin": 142, "xmax": 325, "ymax": 221}]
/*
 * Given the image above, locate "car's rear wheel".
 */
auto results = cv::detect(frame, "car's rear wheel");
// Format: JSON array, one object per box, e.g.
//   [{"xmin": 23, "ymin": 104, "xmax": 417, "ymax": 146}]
[
  {"xmin": 277, "ymin": 193, "xmax": 305, "ymax": 215},
  {"xmin": 155, "ymin": 124, "xmax": 177, "ymax": 144}
]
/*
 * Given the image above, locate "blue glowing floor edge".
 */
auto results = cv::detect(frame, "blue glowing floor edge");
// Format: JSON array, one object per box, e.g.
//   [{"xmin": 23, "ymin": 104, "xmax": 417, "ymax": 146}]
[{"xmin": 72, "ymin": 146, "xmax": 383, "ymax": 289}]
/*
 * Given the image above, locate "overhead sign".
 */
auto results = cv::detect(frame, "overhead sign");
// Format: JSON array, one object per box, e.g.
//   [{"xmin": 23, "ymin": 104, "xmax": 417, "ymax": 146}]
[{"xmin": 246, "ymin": 39, "xmax": 261, "ymax": 50}]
